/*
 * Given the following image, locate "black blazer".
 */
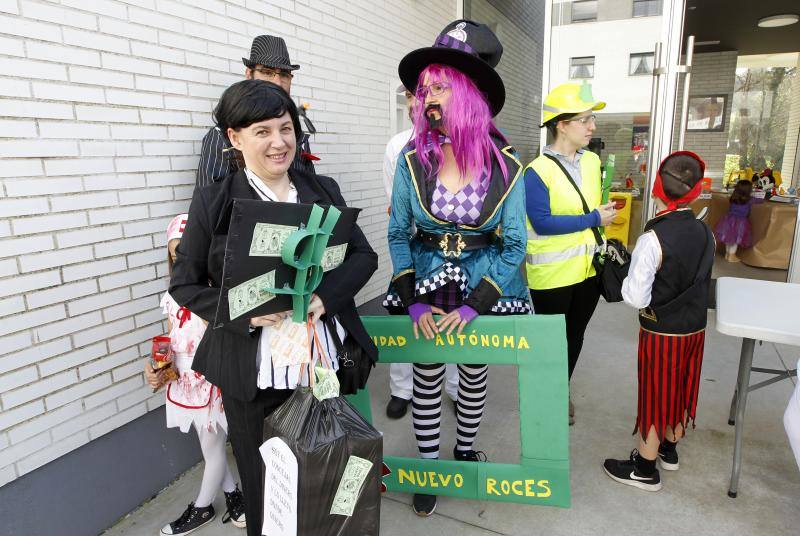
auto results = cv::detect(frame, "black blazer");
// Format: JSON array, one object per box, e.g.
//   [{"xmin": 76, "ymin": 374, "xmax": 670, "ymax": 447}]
[{"xmin": 170, "ymin": 168, "xmax": 379, "ymax": 402}]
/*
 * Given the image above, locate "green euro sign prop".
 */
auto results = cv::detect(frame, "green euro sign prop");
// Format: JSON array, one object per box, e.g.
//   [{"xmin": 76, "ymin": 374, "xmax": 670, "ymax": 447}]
[
  {"xmin": 348, "ymin": 315, "xmax": 570, "ymax": 507},
  {"xmin": 263, "ymin": 204, "xmax": 341, "ymax": 323}
]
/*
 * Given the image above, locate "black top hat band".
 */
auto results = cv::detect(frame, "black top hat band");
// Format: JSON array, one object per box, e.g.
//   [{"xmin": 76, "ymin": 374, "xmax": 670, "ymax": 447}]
[
  {"xmin": 434, "ymin": 34, "xmax": 475, "ymax": 54},
  {"xmin": 398, "ymin": 19, "xmax": 506, "ymax": 116}
]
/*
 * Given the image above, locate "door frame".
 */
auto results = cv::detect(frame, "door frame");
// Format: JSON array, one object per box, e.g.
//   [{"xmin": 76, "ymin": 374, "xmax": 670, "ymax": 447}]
[{"xmin": 540, "ymin": 0, "xmax": 689, "ymax": 220}]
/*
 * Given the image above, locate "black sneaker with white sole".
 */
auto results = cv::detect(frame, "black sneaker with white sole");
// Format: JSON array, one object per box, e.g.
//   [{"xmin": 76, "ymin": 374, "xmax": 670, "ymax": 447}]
[
  {"xmin": 222, "ymin": 485, "xmax": 246, "ymax": 528},
  {"xmin": 160, "ymin": 502, "xmax": 215, "ymax": 535},
  {"xmin": 453, "ymin": 447, "xmax": 488, "ymax": 462},
  {"xmin": 657, "ymin": 444, "xmax": 679, "ymax": 471},
  {"xmin": 412, "ymin": 493, "xmax": 437, "ymax": 517},
  {"xmin": 603, "ymin": 450, "xmax": 662, "ymax": 492}
]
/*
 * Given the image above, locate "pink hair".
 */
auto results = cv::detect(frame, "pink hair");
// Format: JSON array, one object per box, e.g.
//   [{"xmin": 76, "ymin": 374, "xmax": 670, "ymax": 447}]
[{"xmin": 411, "ymin": 64, "xmax": 508, "ymax": 183}]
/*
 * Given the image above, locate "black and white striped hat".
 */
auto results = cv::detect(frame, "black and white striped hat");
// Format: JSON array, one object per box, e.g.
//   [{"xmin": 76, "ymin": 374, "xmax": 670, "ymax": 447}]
[{"xmin": 242, "ymin": 35, "xmax": 300, "ymax": 71}]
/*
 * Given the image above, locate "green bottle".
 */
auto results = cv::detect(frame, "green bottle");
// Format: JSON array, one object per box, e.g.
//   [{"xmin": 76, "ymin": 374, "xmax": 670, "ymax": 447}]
[{"xmin": 602, "ymin": 154, "xmax": 615, "ymax": 204}]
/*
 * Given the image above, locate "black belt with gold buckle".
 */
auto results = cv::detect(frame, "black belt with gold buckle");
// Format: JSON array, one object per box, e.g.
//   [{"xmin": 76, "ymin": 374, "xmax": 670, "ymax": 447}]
[{"xmin": 415, "ymin": 230, "xmax": 496, "ymax": 258}]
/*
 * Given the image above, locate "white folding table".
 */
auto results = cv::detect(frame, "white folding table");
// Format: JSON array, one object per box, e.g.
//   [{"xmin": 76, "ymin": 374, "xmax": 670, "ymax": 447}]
[{"xmin": 716, "ymin": 277, "xmax": 799, "ymax": 497}]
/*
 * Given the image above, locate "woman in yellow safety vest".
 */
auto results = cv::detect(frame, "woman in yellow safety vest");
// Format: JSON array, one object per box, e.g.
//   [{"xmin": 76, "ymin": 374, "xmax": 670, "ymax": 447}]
[{"xmin": 523, "ymin": 81, "xmax": 617, "ymax": 425}]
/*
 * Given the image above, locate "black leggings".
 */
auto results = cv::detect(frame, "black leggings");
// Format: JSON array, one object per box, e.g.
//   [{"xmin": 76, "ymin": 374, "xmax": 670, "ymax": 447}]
[
  {"xmin": 222, "ymin": 388, "xmax": 292, "ymax": 536},
  {"xmin": 530, "ymin": 276, "xmax": 600, "ymax": 379}
]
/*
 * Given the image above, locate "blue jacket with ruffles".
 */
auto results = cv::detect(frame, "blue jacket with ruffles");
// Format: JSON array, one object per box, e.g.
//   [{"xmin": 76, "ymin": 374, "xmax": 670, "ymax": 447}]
[{"xmin": 386, "ymin": 136, "xmax": 530, "ymax": 314}]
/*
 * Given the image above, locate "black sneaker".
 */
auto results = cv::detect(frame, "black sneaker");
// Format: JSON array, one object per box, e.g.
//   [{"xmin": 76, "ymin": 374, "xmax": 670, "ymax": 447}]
[
  {"xmin": 658, "ymin": 444, "xmax": 679, "ymax": 471},
  {"xmin": 386, "ymin": 396, "xmax": 410, "ymax": 419},
  {"xmin": 222, "ymin": 485, "xmax": 246, "ymax": 528},
  {"xmin": 160, "ymin": 502, "xmax": 215, "ymax": 535},
  {"xmin": 412, "ymin": 493, "xmax": 437, "ymax": 517},
  {"xmin": 453, "ymin": 447, "xmax": 488, "ymax": 462},
  {"xmin": 603, "ymin": 450, "xmax": 662, "ymax": 492}
]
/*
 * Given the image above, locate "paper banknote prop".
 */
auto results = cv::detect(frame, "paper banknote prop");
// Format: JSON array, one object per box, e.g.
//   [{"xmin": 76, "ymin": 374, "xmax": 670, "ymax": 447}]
[
  {"xmin": 214, "ymin": 199, "xmax": 360, "ymax": 327},
  {"xmin": 330, "ymin": 455, "xmax": 373, "ymax": 516}
]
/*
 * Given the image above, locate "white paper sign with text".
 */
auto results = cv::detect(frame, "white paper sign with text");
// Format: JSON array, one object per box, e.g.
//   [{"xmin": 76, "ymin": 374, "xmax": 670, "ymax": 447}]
[{"xmin": 260, "ymin": 437, "xmax": 298, "ymax": 536}]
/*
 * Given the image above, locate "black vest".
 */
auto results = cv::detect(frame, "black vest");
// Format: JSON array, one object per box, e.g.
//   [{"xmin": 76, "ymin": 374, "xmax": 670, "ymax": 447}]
[{"xmin": 639, "ymin": 210, "xmax": 713, "ymax": 334}]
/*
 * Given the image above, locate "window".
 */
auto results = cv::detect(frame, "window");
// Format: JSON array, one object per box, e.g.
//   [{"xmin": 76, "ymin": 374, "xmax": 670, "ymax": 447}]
[
  {"xmin": 633, "ymin": 0, "xmax": 662, "ymax": 17},
  {"xmin": 571, "ymin": 0, "xmax": 597, "ymax": 23},
  {"xmin": 629, "ymin": 52, "xmax": 654, "ymax": 75},
  {"xmin": 570, "ymin": 56, "xmax": 595, "ymax": 79}
]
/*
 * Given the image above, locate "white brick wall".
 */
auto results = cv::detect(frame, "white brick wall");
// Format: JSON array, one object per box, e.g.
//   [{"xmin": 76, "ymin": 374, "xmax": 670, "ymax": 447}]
[{"xmin": 0, "ymin": 0, "xmax": 457, "ymax": 485}]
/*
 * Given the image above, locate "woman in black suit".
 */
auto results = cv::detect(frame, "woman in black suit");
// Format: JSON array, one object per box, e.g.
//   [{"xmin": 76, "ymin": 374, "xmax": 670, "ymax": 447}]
[{"xmin": 170, "ymin": 80, "xmax": 378, "ymax": 536}]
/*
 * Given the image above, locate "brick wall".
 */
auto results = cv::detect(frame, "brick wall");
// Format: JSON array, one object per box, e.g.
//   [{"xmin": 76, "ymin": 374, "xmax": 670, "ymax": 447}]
[
  {"xmin": 0, "ymin": 0, "xmax": 456, "ymax": 487},
  {"xmin": 468, "ymin": 0, "xmax": 545, "ymax": 164},
  {"xmin": 674, "ymin": 51, "xmax": 738, "ymax": 184}
]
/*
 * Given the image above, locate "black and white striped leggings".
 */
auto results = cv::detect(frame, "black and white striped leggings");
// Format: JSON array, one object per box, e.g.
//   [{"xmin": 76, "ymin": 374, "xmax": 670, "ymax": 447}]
[{"xmin": 412, "ymin": 362, "xmax": 488, "ymax": 459}]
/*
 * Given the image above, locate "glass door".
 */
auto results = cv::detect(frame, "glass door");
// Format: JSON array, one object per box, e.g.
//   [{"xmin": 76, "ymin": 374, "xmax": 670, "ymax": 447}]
[
  {"xmin": 672, "ymin": 1, "xmax": 800, "ymax": 284},
  {"xmin": 543, "ymin": 0, "xmax": 688, "ymax": 247}
]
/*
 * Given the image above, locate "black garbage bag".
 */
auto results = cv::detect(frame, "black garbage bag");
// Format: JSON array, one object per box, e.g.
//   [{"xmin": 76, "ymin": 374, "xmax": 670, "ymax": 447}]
[{"xmin": 263, "ymin": 388, "xmax": 382, "ymax": 536}]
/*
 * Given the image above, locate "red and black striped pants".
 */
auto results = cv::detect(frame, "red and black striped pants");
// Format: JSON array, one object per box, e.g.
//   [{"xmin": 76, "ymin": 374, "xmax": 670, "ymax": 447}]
[{"xmin": 634, "ymin": 328, "xmax": 706, "ymax": 441}]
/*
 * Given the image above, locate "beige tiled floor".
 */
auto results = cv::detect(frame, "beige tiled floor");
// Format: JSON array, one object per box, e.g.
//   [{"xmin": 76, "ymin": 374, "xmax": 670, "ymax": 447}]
[{"xmin": 106, "ymin": 302, "xmax": 800, "ymax": 536}]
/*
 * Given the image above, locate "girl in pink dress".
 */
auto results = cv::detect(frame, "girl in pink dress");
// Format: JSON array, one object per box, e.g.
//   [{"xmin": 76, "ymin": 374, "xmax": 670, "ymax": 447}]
[{"xmin": 144, "ymin": 214, "xmax": 245, "ymax": 535}]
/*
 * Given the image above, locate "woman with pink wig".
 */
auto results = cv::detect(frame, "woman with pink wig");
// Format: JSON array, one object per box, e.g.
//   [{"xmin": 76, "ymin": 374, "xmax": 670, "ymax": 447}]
[{"xmin": 386, "ymin": 20, "xmax": 529, "ymax": 517}]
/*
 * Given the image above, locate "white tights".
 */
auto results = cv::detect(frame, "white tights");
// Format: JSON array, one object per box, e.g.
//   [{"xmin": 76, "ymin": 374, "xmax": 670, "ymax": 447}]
[
  {"xmin": 194, "ymin": 425, "xmax": 236, "ymax": 508},
  {"xmin": 726, "ymin": 243, "xmax": 738, "ymax": 255}
]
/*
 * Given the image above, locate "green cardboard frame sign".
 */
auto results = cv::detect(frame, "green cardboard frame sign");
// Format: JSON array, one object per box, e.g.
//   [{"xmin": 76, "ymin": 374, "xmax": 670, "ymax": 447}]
[{"xmin": 351, "ymin": 315, "xmax": 570, "ymax": 507}]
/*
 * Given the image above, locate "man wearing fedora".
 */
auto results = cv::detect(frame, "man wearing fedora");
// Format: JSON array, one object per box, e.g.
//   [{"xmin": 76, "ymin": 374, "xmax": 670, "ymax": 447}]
[{"xmin": 196, "ymin": 35, "xmax": 316, "ymax": 188}]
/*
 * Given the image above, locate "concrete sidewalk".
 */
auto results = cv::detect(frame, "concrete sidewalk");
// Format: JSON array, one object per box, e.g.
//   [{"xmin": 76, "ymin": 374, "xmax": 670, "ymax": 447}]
[{"xmin": 105, "ymin": 301, "xmax": 800, "ymax": 535}]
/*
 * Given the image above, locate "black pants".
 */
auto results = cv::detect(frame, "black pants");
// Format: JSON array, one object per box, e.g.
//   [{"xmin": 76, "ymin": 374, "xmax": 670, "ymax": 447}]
[
  {"xmin": 222, "ymin": 388, "xmax": 292, "ymax": 536},
  {"xmin": 530, "ymin": 276, "xmax": 600, "ymax": 379}
]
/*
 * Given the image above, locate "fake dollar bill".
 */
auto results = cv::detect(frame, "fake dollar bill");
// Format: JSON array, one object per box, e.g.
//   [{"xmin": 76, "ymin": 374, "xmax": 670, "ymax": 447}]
[
  {"xmin": 321, "ymin": 244, "xmax": 347, "ymax": 272},
  {"xmin": 312, "ymin": 366, "xmax": 340, "ymax": 401},
  {"xmin": 330, "ymin": 455, "xmax": 373, "ymax": 517},
  {"xmin": 228, "ymin": 270, "xmax": 276, "ymax": 320},
  {"xmin": 249, "ymin": 223, "xmax": 298, "ymax": 257}
]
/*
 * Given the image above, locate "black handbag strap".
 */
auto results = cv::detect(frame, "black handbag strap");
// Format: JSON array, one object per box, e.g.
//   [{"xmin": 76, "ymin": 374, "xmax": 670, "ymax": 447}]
[
  {"xmin": 651, "ymin": 222, "xmax": 715, "ymax": 316},
  {"xmin": 543, "ymin": 153, "xmax": 604, "ymax": 247}
]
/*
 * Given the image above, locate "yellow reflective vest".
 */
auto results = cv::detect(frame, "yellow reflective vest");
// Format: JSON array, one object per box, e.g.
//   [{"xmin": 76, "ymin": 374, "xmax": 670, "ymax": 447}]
[{"xmin": 525, "ymin": 151, "xmax": 601, "ymax": 290}]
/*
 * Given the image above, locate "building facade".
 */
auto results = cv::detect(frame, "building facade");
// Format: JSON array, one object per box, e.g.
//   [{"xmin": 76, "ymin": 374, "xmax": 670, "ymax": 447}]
[{"xmin": 0, "ymin": 1, "xmax": 546, "ymax": 533}]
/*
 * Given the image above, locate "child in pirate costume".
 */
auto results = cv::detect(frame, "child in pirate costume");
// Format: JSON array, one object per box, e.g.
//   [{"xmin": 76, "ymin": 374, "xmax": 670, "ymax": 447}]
[
  {"xmin": 603, "ymin": 152, "xmax": 715, "ymax": 491},
  {"xmin": 144, "ymin": 214, "xmax": 246, "ymax": 534},
  {"xmin": 386, "ymin": 20, "xmax": 529, "ymax": 516}
]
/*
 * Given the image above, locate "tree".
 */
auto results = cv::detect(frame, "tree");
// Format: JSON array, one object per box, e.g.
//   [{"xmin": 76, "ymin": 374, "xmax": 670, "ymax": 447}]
[{"xmin": 728, "ymin": 66, "xmax": 797, "ymax": 173}]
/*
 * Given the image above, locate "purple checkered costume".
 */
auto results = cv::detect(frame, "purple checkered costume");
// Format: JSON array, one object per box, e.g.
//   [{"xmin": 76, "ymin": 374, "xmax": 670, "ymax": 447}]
[
  {"xmin": 430, "ymin": 177, "xmax": 486, "ymax": 225},
  {"xmin": 427, "ymin": 176, "xmax": 486, "ymax": 311}
]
